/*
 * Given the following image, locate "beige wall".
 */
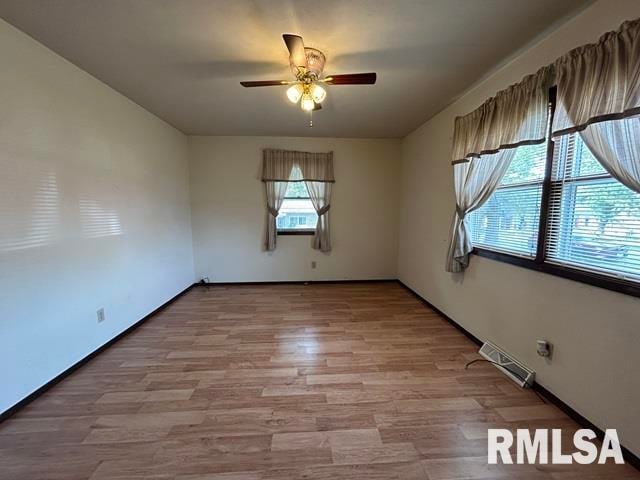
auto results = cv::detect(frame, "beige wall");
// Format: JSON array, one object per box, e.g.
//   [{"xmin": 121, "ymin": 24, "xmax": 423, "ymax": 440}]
[
  {"xmin": 189, "ymin": 136, "xmax": 400, "ymax": 282},
  {"xmin": 0, "ymin": 18, "xmax": 194, "ymax": 412},
  {"xmin": 398, "ymin": 0, "xmax": 640, "ymax": 456}
]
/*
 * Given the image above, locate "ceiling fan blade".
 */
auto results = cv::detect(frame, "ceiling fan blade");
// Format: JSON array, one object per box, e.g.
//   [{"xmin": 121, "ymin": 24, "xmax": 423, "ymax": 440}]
[
  {"xmin": 283, "ymin": 34, "xmax": 307, "ymax": 69},
  {"xmin": 240, "ymin": 80, "xmax": 288, "ymax": 87},
  {"xmin": 313, "ymin": 102, "xmax": 322, "ymax": 111},
  {"xmin": 324, "ymin": 73, "xmax": 377, "ymax": 85}
]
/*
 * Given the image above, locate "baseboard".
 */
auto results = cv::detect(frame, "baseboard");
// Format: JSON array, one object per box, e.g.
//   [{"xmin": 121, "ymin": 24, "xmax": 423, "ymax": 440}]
[
  {"xmin": 196, "ymin": 278, "xmax": 397, "ymax": 286},
  {"xmin": 396, "ymin": 279, "xmax": 640, "ymax": 470},
  {"xmin": 0, "ymin": 283, "xmax": 195, "ymax": 424},
  {"xmin": 397, "ymin": 280, "xmax": 483, "ymax": 347},
  {"xmin": 533, "ymin": 383, "xmax": 640, "ymax": 470}
]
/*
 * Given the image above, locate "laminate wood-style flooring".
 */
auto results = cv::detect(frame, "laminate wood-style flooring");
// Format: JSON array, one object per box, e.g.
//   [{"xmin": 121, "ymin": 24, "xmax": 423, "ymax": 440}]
[{"xmin": 1, "ymin": 282, "xmax": 638, "ymax": 479}]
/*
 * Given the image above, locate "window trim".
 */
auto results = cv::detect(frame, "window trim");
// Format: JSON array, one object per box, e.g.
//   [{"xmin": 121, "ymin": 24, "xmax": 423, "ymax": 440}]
[
  {"xmin": 277, "ymin": 229, "xmax": 315, "ymax": 236},
  {"xmin": 473, "ymin": 247, "xmax": 640, "ymax": 298},
  {"xmin": 471, "ymin": 86, "xmax": 640, "ymax": 299}
]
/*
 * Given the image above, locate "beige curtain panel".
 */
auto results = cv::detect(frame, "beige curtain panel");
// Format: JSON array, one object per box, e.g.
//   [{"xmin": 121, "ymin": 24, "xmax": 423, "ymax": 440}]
[
  {"xmin": 305, "ymin": 181, "xmax": 332, "ymax": 252},
  {"xmin": 553, "ymin": 18, "xmax": 640, "ymax": 195},
  {"xmin": 264, "ymin": 181, "xmax": 289, "ymax": 251},
  {"xmin": 446, "ymin": 149, "xmax": 517, "ymax": 272},
  {"xmin": 580, "ymin": 119, "xmax": 640, "ymax": 194},
  {"xmin": 262, "ymin": 149, "xmax": 334, "ymax": 252},
  {"xmin": 451, "ymin": 65, "xmax": 553, "ymax": 164},
  {"xmin": 552, "ymin": 18, "xmax": 640, "ymax": 138}
]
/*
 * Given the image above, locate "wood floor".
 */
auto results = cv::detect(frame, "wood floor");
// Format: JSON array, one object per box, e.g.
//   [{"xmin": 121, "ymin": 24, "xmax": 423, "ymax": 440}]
[{"xmin": 1, "ymin": 282, "xmax": 638, "ymax": 479}]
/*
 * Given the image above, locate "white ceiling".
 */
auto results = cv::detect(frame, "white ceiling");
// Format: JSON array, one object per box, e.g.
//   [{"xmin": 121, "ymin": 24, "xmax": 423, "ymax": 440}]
[{"xmin": 0, "ymin": 0, "xmax": 589, "ymax": 138}]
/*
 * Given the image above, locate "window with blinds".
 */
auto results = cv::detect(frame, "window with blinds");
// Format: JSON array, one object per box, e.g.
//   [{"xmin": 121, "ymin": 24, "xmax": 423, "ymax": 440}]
[
  {"xmin": 469, "ymin": 142, "xmax": 547, "ymax": 257},
  {"xmin": 467, "ymin": 88, "xmax": 640, "ymax": 295},
  {"xmin": 545, "ymin": 133, "xmax": 640, "ymax": 281}
]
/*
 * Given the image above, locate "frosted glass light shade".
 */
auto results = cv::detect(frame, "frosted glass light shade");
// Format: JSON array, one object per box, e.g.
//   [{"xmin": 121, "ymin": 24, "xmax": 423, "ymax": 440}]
[
  {"xmin": 286, "ymin": 84, "xmax": 304, "ymax": 103},
  {"xmin": 310, "ymin": 84, "xmax": 326, "ymax": 103},
  {"xmin": 304, "ymin": 48, "xmax": 326, "ymax": 77},
  {"xmin": 300, "ymin": 93, "xmax": 315, "ymax": 111}
]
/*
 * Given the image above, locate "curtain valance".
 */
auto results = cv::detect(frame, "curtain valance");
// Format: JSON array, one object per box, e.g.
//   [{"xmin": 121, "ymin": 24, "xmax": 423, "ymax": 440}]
[
  {"xmin": 451, "ymin": 65, "xmax": 554, "ymax": 164},
  {"xmin": 552, "ymin": 18, "xmax": 640, "ymax": 138},
  {"xmin": 261, "ymin": 149, "xmax": 334, "ymax": 182}
]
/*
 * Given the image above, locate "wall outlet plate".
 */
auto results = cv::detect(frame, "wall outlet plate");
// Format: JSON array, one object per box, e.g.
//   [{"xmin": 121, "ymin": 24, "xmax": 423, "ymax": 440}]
[
  {"xmin": 536, "ymin": 339, "xmax": 552, "ymax": 358},
  {"xmin": 97, "ymin": 308, "xmax": 105, "ymax": 323}
]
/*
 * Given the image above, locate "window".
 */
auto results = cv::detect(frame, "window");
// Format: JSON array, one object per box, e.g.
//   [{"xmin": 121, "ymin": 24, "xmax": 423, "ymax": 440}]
[
  {"xmin": 472, "ymin": 89, "xmax": 640, "ymax": 296},
  {"xmin": 276, "ymin": 182, "xmax": 318, "ymax": 234},
  {"xmin": 545, "ymin": 133, "xmax": 640, "ymax": 282},
  {"xmin": 469, "ymin": 142, "xmax": 547, "ymax": 258}
]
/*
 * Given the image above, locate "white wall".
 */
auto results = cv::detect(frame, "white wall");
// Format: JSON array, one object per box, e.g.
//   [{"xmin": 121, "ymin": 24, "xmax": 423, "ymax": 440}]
[
  {"xmin": 189, "ymin": 136, "xmax": 400, "ymax": 282},
  {"xmin": 0, "ymin": 19, "xmax": 194, "ymax": 413},
  {"xmin": 398, "ymin": 0, "xmax": 640, "ymax": 457}
]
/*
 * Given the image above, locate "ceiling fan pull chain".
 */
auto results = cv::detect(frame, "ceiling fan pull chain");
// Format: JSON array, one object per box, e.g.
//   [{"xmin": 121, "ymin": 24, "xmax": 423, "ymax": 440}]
[{"xmin": 309, "ymin": 110, "xmax": 313, "ymax": 128}]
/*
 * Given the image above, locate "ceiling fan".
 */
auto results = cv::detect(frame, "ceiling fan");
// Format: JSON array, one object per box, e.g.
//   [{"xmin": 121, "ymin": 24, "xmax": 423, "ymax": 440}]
[{"xmin": 240, "ymin": 34, "xmax": 376, "ymax": 113}]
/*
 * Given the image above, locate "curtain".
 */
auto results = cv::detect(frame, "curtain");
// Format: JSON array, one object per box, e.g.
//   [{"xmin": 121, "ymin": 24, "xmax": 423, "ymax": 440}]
[
  {"xmin": 446, "ymin": 149, "xmax": 517, "ymax": 272},
  {"xmin": 444, "ymin": 17, "xmax": 640, "ymax": 271},
  {"xmin": 262, "ymin": 149, "xmax": 334, "ymax": 182},
  {"xmin": 580, "ymin": 118, "xmax": 640, "ymax": 194},
  {"xmin": 262, "ymin": 149, "xmax": 334, "ymax": 251},
  {"xmin": 305, "ymin": 181, "xmax": 332, "ymax": 252},
  {"xmin": 264, "ymin": 181, "xmax": 289, "ymax": 251},
  {"xmin": 452, "ymin": 65, "xmax": 554, "ymax": 163},
  {"xmin": 552, "ymin": 19, "xmax": 640, "ymax": 138},
  {"xmin": 446, "ymin": 65, "xmax": 552, "ymax": 272},
  {"xmin": 552, "ymin": 18, "xmax": 640, "ymax": 195}
]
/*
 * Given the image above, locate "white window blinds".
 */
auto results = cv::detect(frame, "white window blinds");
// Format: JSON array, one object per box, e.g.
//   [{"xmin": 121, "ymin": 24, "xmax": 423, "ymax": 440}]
[{"xmin": 469, "ymin": 142, "xmax": 547, "ymax": 257}]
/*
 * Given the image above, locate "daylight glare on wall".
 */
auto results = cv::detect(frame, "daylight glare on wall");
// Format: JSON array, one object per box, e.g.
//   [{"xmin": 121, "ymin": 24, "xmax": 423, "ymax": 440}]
[{"xmin": 0, "ymin": 158, "xmax": 59, "ymax": 252}]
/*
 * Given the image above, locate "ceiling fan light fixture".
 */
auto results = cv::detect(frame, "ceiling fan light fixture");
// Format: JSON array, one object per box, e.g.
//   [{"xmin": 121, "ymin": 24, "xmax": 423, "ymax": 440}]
[
  {"xmin": 240, "ymin": 34, "xmax": 377, "ymax": 123},
  {"xmin": 286, "ymin": 84, "xmax": 304, "ymax": 103},
  {"xmin": 310, "ymin": 84, "xmax": 326, "ymax": 103},
  {"xmin": 300, "ymin": 93, "xmax": 315, "ymax": 111}
]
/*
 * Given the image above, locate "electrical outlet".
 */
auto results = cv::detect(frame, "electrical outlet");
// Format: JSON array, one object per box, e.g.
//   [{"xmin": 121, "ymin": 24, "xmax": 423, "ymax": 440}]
[
  {"xmin": 536, "ymin": 339, "xmax": 551, "ymax": 358},
  {"xmin": 97, "ymin": 308, "xmax": 105, "ymax": 323},
  {"xmin": 311, "ymin": 261, "xmax": 317, "ymax": 269}
]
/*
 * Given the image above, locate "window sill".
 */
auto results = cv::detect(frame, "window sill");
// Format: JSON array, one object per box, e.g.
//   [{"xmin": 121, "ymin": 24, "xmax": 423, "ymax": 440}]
[
  {"xmin": 277, "ymin": 230, "xmax": 315, "ymax": 236},
  {"xmin": 472, "ymin": 247, "xmax": 640, "ymax": 299}
]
